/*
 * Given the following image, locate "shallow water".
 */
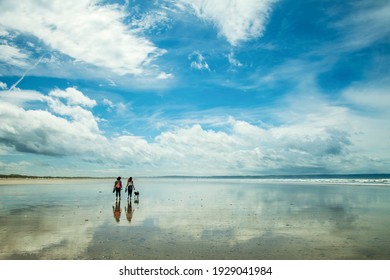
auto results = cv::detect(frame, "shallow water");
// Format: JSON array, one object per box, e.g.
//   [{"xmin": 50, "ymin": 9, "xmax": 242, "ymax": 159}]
[{"xmin": 0, "ymin": 178, "xmax": 389, "ymax": 259}]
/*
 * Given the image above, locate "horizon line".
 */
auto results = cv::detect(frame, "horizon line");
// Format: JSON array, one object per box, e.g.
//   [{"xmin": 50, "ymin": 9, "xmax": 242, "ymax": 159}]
[{"xmin": 1, "ymin": 173, "xmax": 390, "ymax": 179}]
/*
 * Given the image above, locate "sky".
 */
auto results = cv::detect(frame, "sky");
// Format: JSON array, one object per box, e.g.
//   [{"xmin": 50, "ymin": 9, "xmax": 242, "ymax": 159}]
[{"xmin": 0, "ymin": 0, "xmax": 389, "ymax": 177}]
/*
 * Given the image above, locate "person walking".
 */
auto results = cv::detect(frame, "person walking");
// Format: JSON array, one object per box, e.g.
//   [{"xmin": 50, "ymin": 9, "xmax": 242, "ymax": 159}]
[
  {"xmin": 113, "ymin": 176, "xmax": 122, "ymax": 200},
  {"xmin": 125, "ymin": 176, "xmax": 134, "ymax": 200}
]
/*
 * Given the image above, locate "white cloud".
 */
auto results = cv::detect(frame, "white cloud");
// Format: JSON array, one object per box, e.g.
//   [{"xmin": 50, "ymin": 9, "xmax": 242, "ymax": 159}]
[
  {"xmin": 157, "ymin": 72, "xmax": 174, "ymax": 80},
  {"xmin": 146, "ymin": 116, "xmax": 353, "ymax": 175},
  {"xmin": 227, "ymin": 51, "xmax": 243, "ymax": 67},
  {"xmin": 48, "ymin": 88, "xmax": 96, "ymax": 108},
  {"xmin": 101, "ymin": 97, "xmax": 129, "ymax": 116},
  {"xmin": 0, "ymin": 81, "xmax": 7, "ymax": 90},
  {"xmin": 102, "ymin": 98, "xmax": 114, "ymax": 108},
  {"xmin": 330, "ymin": 1, "xmax": 390, "ymax": 52},
  {"xmin": 189, "ymin": 51, "xmax": 210, "ymax": 71},
  {"xmin": 1, "ymin": 85, "xmax": 389, "ymax": 176},
  {"xmin": 0, "ymin": 0, "xmax": 165, "ymax": 75},
  {"xmin": 130, "ymin": 10, "xmax": 171, "ymax": 33},
  {"xmin": 0, "ymin": 160, "xmax": 31, "ymax": 171},
  {"xmin": 0, "ymin": 27, "xmax": 9, "ymax": 37},
  {"xmin": 179, "ymin": 0, "xmax": 276, "ymax": 46},
  {"xmin": 340, "ymin": 82, "xmax": 390, "ymax": 160},
  {"xmin": 0, "ymin": 44, "xmax": 28, "ymax": 67},
  {"xmin": 342, "ymin": 85, "xmax": 390, "ymax": 110},
  {"xmin": 0, "ymin": 88, "xmax": 47, "ymax": 106},
  {"xmin": 0, "ymin": 88, "xmax": 106, "ymax": 156},
  {"xmin": 107, "ymin": 79, "xmax": 117, "ymax": 87},
  {"xmin": 115, "ymin": 102, "xmax": 128, "ymax": 116}
]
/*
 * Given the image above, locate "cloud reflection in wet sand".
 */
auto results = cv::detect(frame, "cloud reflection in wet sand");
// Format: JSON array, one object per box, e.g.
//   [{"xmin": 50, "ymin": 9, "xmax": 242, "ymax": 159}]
[
  {"xmin": 91, "ymin": 179, "xmax": 390, "ymax": 259},
  {"xmin": 0, "ymin": 178, "xmax": 389, "ymax": 259},
  {"xmin": 0, "ymin": 180, "xmax": 108, "ymax": 259}
]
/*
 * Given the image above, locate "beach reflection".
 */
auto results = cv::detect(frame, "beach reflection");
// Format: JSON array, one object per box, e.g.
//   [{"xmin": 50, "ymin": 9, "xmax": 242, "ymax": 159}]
[
  {"xmin": 106, "ymin": 179, "xmax": 390, "ymax": 259},
  {"xmin": 0, "ymin": 179, "xmax": 110, "ymax": 259},
  {"xmin": 125, "ymin": 200, "xmax": 135, "ymax": 223},
  {"xmin": 110, "ymin": 197, "xmax": 137, "ymax": 224},
  {"xmin": 0, "ymin": 178, "xmax": 389, "ymax": 259},
  {"xmin": 112, "ymin": 200, "xmax": 121, "ymax": 223}
]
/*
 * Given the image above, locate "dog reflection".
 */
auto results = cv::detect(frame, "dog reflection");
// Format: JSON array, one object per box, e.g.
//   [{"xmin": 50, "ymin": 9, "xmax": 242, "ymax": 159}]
[
  {"xmin": 125, "ymin": 200, "xmax": 135, "ymax": 223},
  {"xmin": 112, "ymin": 200, "xmax": 121, "ymax": 223}
]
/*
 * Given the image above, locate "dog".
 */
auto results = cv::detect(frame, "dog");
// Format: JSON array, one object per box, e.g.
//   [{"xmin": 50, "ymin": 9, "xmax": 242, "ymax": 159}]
[{"xmin": 134, "ymin": 191, "xmax": 140, "ymax": 203}]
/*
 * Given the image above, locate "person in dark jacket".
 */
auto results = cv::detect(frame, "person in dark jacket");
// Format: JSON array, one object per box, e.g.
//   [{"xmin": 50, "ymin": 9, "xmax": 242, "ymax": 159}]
[{"xmin": 125, "ymin": 176, "xmax": 134, "ymax": 200}]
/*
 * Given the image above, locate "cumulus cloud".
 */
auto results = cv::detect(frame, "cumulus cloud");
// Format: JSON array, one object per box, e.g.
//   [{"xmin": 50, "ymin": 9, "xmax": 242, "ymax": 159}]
[
  {"xmin": 179, "ymin": 0, "xmax": 276, "ymax": 45},
  {"xmin": 0, "ymin": 88, "xmax": 106, "ymax": 156},
  {"xmin": 157, "ymin": 123, "xmax": 349, "ymax": 175},
  {"xmin": 48, "ymin": 88, "xmax": 97, "ymax": 108},
  {"xmin": 0, "ymin": 0, "xmax": 165, "ymax": 75},
  {"xmin": 1, "ymin": 85, "xmax": 388, "ymax": 176}
]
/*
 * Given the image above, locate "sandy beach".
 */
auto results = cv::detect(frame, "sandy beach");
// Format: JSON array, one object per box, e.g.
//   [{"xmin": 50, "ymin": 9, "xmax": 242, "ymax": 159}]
[{"xmin": 0, "ymin": 178, "xmax": 389, "ymax": 260}]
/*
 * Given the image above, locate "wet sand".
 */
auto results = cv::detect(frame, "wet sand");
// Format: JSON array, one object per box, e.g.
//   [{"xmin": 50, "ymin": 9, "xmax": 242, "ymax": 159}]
[{"xmin": 0, "ymin": 178, "xmax": 389, "ymax": 260}]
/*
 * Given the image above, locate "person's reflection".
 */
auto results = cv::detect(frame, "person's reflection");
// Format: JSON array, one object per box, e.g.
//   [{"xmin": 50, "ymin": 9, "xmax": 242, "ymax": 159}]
[
  {"xmin": 125, "ymin": 200, "xmax": 135, "ymax": 223},
  {"xmin": 112, "ymin": 200, "xmax": 121, "ymax": 223}
]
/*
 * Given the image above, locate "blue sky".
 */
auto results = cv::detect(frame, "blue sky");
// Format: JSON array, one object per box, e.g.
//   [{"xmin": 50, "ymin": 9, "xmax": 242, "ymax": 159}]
[{"xmin": 1, "ymin": 0, "xmax": 389, "ymax": 177}]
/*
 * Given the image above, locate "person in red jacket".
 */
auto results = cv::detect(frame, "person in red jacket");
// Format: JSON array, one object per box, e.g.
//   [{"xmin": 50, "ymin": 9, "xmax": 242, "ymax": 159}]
[{"xmin": 113, "ymin": 176, "xmax": 122, "ymax": 200}]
